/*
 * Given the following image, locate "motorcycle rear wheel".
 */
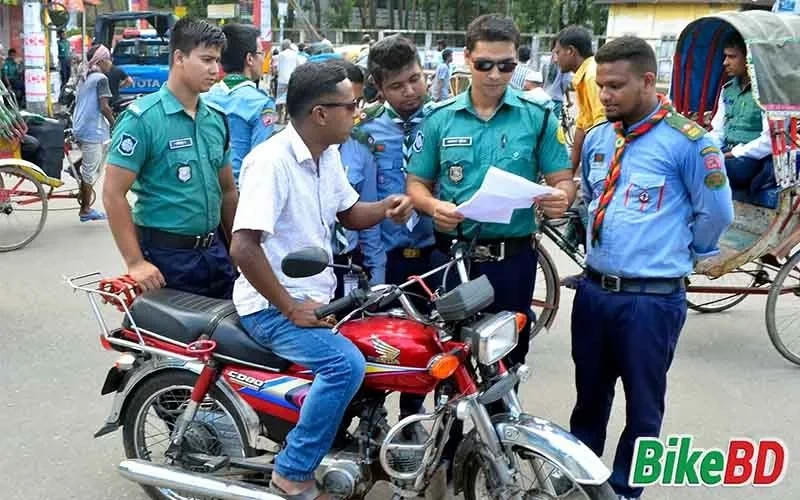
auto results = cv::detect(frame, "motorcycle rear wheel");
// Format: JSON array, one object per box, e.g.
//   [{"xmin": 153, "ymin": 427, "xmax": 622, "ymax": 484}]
[
  {"xmin": 462, "ymin": 445, "xmax": 617, "ymax": 500},
  {"xmin": 122, "ymin": 370, "xmax": 253, "ymax": 500}
]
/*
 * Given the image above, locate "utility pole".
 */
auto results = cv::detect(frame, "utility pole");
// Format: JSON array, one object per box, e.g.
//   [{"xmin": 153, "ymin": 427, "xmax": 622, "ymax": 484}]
[{"xmin": 278, "ymin": 1, "xmax": 288, "ymax": 42}]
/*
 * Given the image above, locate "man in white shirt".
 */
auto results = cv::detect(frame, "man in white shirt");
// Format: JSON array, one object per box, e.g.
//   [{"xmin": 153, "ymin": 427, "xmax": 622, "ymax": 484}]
[
  {"xmin": 276, "ymin": 38, "xmax": 299, "ymax": 124},
  {"xmin": 523, "ymin": 69, "xmax": 552, "ymax": 106},
  {"xmin": 230, "ymin": 61, "xmax": 413, "ymax": 498},
  {"xmin": 707, "ymin": 33, "xmax": 775, "ymax": 195}
]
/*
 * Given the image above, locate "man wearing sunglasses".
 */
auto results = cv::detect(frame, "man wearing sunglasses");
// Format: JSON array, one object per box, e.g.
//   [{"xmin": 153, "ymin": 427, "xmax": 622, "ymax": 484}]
[
  {"xmin": 204, "ymin": 23, "xmax": 276, "ymax": 186},
  {"xmin": 407, "ymin": 12, "xmax": 574, "ymax": 388},
  {"xmin": 230, "ymin": 61, "xmax": 414, "ymax": 498}
]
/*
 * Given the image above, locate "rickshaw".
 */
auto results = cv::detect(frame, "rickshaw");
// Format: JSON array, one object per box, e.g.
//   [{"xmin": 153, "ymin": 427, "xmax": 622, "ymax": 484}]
[
  {"xmin": 670, "ymin": 11, "xmax": 800, "ymax": 365},
  {"xmin": 530, "ymin": 12, "xmax": 800, "ymax": 367}
]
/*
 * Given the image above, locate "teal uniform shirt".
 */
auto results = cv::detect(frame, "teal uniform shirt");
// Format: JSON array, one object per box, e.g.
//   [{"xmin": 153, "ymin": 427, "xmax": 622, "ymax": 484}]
[
  {"xmin": 407, "ymin": 87, "xmax": 570, "ymax": 239},
  {"xmin": 106, "ymin": 84, "xmax": 232, "ymax": 236}
]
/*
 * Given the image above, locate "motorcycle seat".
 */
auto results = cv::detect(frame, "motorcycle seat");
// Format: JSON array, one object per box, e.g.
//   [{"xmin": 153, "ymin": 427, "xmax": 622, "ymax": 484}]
[{"xmin": 124, "ymin": 288, "xmax": 290, "ymax": 371}]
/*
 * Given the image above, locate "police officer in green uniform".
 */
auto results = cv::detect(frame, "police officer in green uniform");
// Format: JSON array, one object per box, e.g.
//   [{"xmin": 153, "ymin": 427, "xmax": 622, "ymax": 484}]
[
  {"xmin": 407, "ymin": 13, "xmax": 575, "ymax": 367},
  {"xmin": 103, "ymin": 18, "xmax": 239, "ymax": 299}
]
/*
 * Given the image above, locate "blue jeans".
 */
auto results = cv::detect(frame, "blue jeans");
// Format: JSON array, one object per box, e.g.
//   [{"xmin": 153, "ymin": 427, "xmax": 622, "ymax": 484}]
[
  {"xmin": 239, "ymin": 308, "xmax": 366, "ymax": 481},
  {"xmin": 570, "ymin": 278, "xmax": 686, "ymax": 498}
]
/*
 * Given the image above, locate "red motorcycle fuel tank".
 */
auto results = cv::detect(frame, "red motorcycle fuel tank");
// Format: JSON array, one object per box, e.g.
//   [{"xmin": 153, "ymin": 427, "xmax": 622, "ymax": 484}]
[{"xmin": 339, "ymin": 315, "xmax": 442, "ymax": 394}]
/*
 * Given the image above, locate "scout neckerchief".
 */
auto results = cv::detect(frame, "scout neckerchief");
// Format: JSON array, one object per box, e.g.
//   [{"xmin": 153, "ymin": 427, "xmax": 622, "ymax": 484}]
[
  {"xmin": 384, "ymin": 99, "xmax": 429, "ymax": 231},
  {"xmin": 222, "ymin": 73, "xmax": 252, "ymax": 90},
  {"xmin": 591, "ymin": 94, "xmax": 672, "ymax": 247},
  {"xmin": 384, "ymin": 100, "xmax": 426, "ymax": 171}
]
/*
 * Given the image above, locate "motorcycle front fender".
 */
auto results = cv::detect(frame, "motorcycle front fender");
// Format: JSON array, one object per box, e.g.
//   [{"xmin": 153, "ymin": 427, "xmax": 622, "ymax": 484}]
[
  {"xmin": 453, "ymin": 413, "xmax": 610, "ymax": 493},
  {"xmin": 93, "ymin": 357, "xmax": 262, "ymax": 451},
  {"xmin": 493, "ymin": 413, "xmax": 611, "ymax": 485}
]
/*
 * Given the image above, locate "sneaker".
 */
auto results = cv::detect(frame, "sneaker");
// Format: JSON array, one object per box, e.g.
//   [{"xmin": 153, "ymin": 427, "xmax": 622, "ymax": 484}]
[{"xmin": 79, "ymin": 208, "xmax": 107, "ymax": 222}]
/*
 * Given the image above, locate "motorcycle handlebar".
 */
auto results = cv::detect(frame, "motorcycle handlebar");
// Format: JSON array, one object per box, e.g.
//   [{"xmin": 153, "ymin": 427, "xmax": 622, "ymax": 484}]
[{"xmin": 314, "ymin": 290, "xmax": 363, "ymax": 319}]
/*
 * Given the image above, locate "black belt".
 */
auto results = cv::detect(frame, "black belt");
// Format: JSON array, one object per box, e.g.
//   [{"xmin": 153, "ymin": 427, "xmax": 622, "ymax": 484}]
[
  {"xmin": 435, "ymin": 232, "xmax": 532, "ymax": 261},
  {"xmin": 585, "ymin": 267, "xmax": 685, "ymax": 295},
  {"xmin": 136, "ymin": 226, "xmax": 217, "ymax": 250}
]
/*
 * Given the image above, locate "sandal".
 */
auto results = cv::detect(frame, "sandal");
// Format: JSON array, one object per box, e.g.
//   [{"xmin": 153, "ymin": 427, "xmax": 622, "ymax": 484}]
[{"xmin": 269, "ymin": 480, "xmax": 329, "ymax": 500}]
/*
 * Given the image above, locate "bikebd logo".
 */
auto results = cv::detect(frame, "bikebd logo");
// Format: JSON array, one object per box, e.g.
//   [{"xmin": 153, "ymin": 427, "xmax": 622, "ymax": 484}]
[{"xmin": 631, "ymin": 436, "xmax": 787, "ymax": 487}]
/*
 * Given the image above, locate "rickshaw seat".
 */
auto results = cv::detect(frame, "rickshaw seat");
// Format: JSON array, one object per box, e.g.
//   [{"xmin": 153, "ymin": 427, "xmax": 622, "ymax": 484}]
[{"xmin": 732, "ymin": 187, "xmax": 779, "ymax": 210}]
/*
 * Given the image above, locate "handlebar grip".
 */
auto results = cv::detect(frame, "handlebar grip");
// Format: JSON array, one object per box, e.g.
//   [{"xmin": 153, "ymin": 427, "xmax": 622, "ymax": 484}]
[{"xmin": 314, "ymin": 294, "xmax": 357, "ymax": 320}]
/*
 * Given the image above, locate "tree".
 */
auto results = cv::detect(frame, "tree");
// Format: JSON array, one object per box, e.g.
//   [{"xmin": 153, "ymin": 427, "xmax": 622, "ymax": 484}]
[{"xmin": 327, "ymin": 0, "xmax": 354, "ymax": 28}]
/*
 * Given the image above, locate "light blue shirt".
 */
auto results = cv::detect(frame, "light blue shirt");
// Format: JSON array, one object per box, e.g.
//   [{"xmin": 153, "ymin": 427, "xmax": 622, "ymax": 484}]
[
  {"xmin": 546, "ymin": 67, "xmax": 573, "ymax": 103},
  {"xmin": 73, "ymin": 72, "xmax": 112, "ymax": 143},
  {"xmin": 340, "ymin": 102, "xmax": 435, "ymax": 284},
  {"xmin": 434, "ymin": 62, "xmax": 451, "ymax": 101},
  {"xmin": 581, "ymin": 105, "xmax": 735, "ymax": 278},
  {"xmin": 203, "ymin": 78, "xmax": 276, "ymax": 185}
]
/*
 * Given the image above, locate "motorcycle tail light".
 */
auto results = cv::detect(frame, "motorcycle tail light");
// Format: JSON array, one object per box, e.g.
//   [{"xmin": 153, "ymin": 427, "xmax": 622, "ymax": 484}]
[
  {"xmin": 428, "ymin": 354, "xmax": 460, "ymax": 380},
  {"xmin": 99, "ymin": 335, "xmax": 113, "ymax": 351}
]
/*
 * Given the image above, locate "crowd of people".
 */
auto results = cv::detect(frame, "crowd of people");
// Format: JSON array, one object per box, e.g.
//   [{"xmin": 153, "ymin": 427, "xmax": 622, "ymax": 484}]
[{"xmin": 63, "ymin": 10, "xmax": 785, "ymax": 499}]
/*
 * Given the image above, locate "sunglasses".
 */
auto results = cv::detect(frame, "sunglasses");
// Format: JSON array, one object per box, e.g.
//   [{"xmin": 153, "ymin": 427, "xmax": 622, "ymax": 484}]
[
  {"xmin": 314, "ymin": 100, "xmax": 359, "ymax": 112},
  {"xmin": 472, "ymin": 59, "xmax": 518, "ymax": 73}
]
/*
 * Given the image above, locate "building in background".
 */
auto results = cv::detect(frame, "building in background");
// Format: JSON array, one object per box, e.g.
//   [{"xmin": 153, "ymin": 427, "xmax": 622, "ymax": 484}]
[
  {"xmin": 0, "ymin": 1, "xmax": 24, "ymax": 54},
  {"xmin": 599, "ymin": 0, "xmax": 773, "ymax": 82}
]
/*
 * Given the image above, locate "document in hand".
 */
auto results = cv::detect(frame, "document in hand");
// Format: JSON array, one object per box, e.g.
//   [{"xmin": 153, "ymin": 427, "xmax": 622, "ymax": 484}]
[{"xmin": 455, "ymin": 167, "xmax": 557, "ymax": 224}]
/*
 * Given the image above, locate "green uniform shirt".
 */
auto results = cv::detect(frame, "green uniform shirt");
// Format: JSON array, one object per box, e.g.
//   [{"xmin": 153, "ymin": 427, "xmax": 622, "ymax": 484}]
[
  {"xmin": 407, "ymin": 87, "xmax": 570, "ymax": 239},
  {"xmin": 722, "ymin": 78, "xmax": 763, "ymax": 146},
  {"xmin": 107, "ymin": 85, "xmax": 231, "ymax": 236}
]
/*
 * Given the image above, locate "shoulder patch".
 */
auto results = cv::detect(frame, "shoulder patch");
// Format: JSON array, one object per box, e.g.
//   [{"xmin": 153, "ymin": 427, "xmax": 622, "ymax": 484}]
[
  {"xmin": 117, "ymin": 133, "xmax": 138, "ymax": 156},
  {"xmin": 351, "ymin": 127, "xmax": 374, "ymax": 148},
  {"xmin": 354, "ymin": 102, "xmax": 385, "ymax": 126},
  {"xmin": 665, "ymin": 112, "xmax": 706, "ymax": 141},
  {"xmin": 704, "ymin": 170, "xmax": 727, "ymax": 190}
]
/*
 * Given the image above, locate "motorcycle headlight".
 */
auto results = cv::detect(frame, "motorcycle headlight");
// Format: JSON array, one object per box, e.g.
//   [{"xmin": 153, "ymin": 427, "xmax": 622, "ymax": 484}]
[{"xmin": 462, "ymin": 311, "xmax": 519, "ymax": 365}]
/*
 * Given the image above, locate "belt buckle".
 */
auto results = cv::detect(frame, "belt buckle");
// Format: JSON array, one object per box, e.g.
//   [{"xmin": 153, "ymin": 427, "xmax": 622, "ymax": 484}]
[
  {"xmin": 195, "ymin": 232, "xmax": 215, "ymax": 249},
  {"xmin": 601, "ymin": 274, "xmax": 622, "ymax": 292},
  {"xmin": 497, "ymin": 241, "xmax": 506, "ymax": 261},
  {"xmin": 403, "ymin": 248, "xmax": 421, "ymax": 259}
]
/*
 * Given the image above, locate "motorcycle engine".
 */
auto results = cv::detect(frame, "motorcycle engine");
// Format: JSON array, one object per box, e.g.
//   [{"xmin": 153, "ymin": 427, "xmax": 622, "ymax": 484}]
[{"xmin": 316, "ymin": 450, "xmax": 370, "ymax": 499}]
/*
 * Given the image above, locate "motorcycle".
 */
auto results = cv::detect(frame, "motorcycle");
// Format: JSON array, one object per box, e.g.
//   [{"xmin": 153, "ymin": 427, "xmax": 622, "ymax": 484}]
[{"xmin": 68, "ymin": 238, "xmax": 615, "ymax": 500}]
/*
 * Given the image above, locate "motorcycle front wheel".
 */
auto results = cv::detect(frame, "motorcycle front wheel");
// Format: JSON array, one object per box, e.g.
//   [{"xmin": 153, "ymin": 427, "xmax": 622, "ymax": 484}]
[
  {"xmin": 462, "ymin": 445, "xmax": 617, "ymax": 500},
  {"xmin": 122, "ymin": 370, "xmax": 253, "ymax": 500}
]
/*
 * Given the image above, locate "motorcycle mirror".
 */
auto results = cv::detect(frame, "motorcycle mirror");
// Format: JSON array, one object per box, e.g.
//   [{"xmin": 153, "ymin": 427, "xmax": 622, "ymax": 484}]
[{"xmin": 281, "ymin": 247, "xmax": 330, "ymax": 278}]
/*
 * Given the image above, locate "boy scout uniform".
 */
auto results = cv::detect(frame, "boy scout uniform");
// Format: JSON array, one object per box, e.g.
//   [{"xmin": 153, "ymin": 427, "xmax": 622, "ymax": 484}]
[
  {"xmin": 408, "ymin": 87, "xmax": 570, "ymax": 366},
  {"xmin": 204, "ymin": 74, "xmax": 276, "ymax": 185},
  {"xmin": 573, "ymin": 106, "xmax": 734, "ymax": 498},
  {"xmin": 341, "ymin": 99, "xmax": 436, "ymax": 421},
  {"xmin": 107, "ymin": 84, "xmax": 237, "ymax": 299}
]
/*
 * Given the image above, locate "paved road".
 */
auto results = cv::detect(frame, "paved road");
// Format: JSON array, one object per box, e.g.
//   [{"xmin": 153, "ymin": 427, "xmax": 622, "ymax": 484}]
[{"xmin": 0, "ymin": 180, "xmax": 797, "ymax": 500}]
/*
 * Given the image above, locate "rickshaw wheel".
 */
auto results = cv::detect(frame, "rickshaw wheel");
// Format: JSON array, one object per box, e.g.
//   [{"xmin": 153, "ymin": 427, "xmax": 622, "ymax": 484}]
[
  {"xmin": 766, "ymin": 251, "xmax": 800, "ymax": 366},
  {"xmin": 0, "ymin": 165, "xmax": 48, "ymax": 252},
  {"xmin": 686, "ymin": 263, "xmax": 764, "ymax": 313}
]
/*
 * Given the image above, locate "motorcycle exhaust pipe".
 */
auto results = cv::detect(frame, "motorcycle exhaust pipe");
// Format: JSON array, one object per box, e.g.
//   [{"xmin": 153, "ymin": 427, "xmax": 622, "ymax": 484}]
[{"xmin": 119, "ymin": 459, "xmax": 285, "ymax": 500}]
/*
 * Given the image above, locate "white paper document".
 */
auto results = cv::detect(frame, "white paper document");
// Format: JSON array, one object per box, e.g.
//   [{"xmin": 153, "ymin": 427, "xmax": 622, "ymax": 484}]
[{"xmin": 455, "ymin": 167, "xmax": 557, "ymax": 224}]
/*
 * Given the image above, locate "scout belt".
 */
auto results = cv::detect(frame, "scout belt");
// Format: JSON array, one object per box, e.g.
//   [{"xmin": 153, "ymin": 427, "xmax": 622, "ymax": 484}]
[
  {"xmin": 388, "ymin": 246, "xmax": 434, "ymax": 260},
  {"xmin": 585, "ymin": 267, "xmax": 685, "ymax": 295},
  {"xmin": 434, "ymin": 232, "xmax": 532, "ymax": 262},
  {"xmin": 136, "ymin": 226, "xmax": 217, "ymax": 250}
]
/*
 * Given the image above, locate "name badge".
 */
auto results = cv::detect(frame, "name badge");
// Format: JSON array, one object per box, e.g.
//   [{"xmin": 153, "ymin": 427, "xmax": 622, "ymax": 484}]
[
  {"xmin": 442, "ymin": 137, "xmax": 472, "ymax": 147},
  {"xmin": 169, "ymin": 138, "xmax": 194, "ymax": 150}
]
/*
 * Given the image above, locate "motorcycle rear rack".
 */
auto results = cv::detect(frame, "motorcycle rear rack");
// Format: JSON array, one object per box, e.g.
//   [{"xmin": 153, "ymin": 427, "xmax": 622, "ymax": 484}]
[{"xmin": 66, "ymin": 271, "xmax": 198, "ymax": 362}]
